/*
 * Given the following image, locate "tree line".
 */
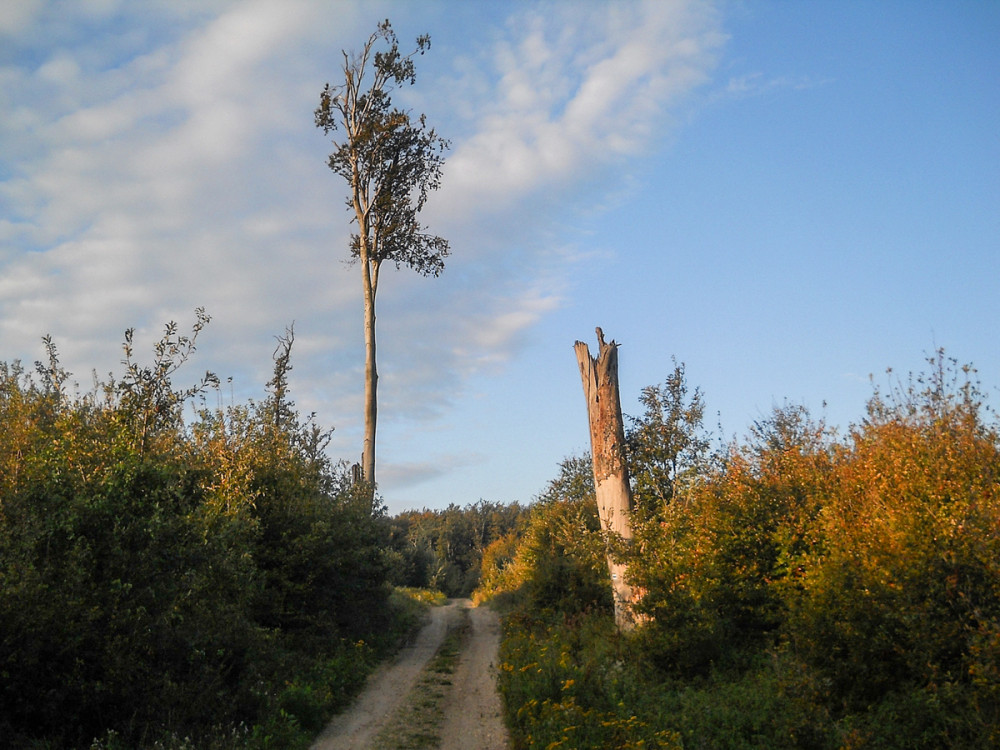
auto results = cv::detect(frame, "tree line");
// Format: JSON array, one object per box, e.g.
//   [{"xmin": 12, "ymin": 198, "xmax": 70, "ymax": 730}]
[{"xmin": 386, "ymin": 500, "xmax": 526, "ymax": 598}]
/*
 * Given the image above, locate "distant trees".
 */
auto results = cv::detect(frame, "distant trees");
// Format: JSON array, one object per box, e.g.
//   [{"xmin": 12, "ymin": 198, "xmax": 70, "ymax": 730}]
[
  {"xmin": 315, "ymin": 20, "xmax": 449, "ymax": 491},
  {"xmin": 387, "ymin": 500, "xmax": 526, "ymax": 597}
]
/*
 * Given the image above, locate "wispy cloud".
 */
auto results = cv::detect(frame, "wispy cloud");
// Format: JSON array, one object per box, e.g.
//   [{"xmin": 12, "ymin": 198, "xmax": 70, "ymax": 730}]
[
  {"xmin": 0, "ymin": 0, "xmax": 43, "ymax": 36},
  {"xmin": 723, "ymin": 71, "xmax": 833, "ymax": 98},
  {"xmin": 375, "ymin": 451, "xmax": 486, "ymax": 494},
  {"xmin": 441, "ymin": 0, "xmax": 725, "ymax": 209},
  {"xmin": 0, "ymin": 0, "xmax": 724, "ymax": 494},
  {"xmin": 1, "ymin": 1, "xmax": 345, "ymax": 379}
]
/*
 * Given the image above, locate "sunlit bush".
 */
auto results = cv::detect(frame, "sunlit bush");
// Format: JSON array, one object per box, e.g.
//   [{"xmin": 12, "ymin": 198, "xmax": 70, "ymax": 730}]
[
  {"xmin": 784, "ymin": 355, "xmax": 1000, "ymax": 739},
  {"xmin": 476, "ymin": 455, "xmax": 610, "ymax": 615},
  {"xmin": 498, "ymin": 352, "xmax": 1000, "ymax": 748}
]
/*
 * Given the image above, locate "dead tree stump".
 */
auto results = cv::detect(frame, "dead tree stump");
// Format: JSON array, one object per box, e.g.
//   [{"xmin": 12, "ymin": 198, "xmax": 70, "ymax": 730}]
[{"xmin": 575, "ymin": 327, "xmax": 640, "ymax": 631}]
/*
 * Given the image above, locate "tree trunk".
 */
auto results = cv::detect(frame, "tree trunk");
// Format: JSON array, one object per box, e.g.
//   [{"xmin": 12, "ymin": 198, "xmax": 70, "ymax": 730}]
[
  {"xmin": 361, "ymin": 255, "xmax": 378, "ymax": 491},
  {"xmin": 575, "ymin": 327, "xmax": 639, "ymax": 631}
]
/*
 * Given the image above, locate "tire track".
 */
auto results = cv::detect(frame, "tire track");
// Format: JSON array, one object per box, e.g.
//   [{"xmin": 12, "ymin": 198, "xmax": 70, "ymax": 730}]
[
  {"xmin": 311, "ymin": 601, "xmax": 461, "ymax": 750},
  {"xmin": 311, "ymin": 599, "xmax": 509, "ymax": 750}
]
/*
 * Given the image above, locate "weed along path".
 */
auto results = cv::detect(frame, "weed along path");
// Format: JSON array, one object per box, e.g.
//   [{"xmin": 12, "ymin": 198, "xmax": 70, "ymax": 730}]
[{"xmin": 311, "ymin": 599, "xmax": 510, "ymax": 750}]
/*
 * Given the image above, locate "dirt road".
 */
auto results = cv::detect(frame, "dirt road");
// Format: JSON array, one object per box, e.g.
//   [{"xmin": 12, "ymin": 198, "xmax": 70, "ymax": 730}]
[
  {"xmin": 436, "ymin": 604, "xmax": 508, "ymax": 750},
  {"xmin": 311, "ymin": 599, "xmax": 509, "ymax": 750}
]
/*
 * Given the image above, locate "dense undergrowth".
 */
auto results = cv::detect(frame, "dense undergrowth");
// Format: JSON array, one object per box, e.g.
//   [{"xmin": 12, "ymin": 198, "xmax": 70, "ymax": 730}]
[
  {"xmin": 483, "ymin": 354, "xmax": 1000, "ymax": 748},
  {"xmin": 0, "ymin": 313, "xmax": 421, "ymax": 749},
  {"xmin": 5, "ymin": 312, "xmax": 998, "ymax": 748}
]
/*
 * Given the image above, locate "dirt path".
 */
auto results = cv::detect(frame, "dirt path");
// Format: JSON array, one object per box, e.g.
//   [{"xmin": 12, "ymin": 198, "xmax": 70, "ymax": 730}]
[
  {"xmin": 437, "ymin": 605, "xmax": 508, "ymax": 750},
  {"xmin": 311, "ymin": 599, "xmax": 509, "ymax": 750}
]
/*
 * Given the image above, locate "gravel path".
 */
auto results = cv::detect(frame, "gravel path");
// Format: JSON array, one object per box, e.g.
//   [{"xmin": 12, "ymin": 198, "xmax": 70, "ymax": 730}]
[
  {"xmin": 438, "ymin": 604, "xmax": 509, "ymax": 750},
  {"xmin": 311, "ymin": 599, "xmax": 509, "ymax": 750}
]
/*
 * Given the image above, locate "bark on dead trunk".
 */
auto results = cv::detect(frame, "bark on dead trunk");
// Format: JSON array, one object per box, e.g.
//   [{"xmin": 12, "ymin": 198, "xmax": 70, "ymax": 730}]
[{"xmin": 575, "ymin": 327, "xmax": 639, "ymax": 631}]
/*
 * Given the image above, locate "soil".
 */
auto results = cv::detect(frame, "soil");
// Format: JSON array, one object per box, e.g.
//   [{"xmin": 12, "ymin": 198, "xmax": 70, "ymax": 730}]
[
  {"xmin": 437, "ymin": 604, "xmax": 509, "ymax": 750},
  {"xmin": 311, "ymin": 599, "xmax": 510, "ymax": 750}
]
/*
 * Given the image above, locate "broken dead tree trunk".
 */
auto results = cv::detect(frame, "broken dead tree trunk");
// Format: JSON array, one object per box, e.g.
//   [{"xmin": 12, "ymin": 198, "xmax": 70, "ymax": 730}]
[{"xmin": 574, "ymin": 327, "xmax": 641, "ymax": 632}]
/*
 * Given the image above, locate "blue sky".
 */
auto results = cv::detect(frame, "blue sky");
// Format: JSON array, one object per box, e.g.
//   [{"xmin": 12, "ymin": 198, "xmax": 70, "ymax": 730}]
[{"xmin": 2, "ymin": 1, "xmax": 998, "ymax": 513}]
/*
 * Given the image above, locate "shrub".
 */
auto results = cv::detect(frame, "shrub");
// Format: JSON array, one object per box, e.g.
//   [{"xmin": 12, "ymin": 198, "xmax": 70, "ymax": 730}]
[
  {"xmin": 477, "ymin": 456, "xmax": 611, "ymax": 616},
  {"xmin": 0, "ymin": 316, "xmax": 397, "ymax": 747},
  {"xmin": 496, "ymin": 352, "xmax": 1000, "ymax": 748},
  {"xmin": 784, "ymin": 356, "xmax": 1000, "ymax": 733}
]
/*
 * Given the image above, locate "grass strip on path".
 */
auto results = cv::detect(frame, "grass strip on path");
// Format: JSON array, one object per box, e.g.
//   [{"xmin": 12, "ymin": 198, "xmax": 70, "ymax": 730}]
[{"xmin": 369, "ymin": 605, "xmax": 472, "ymax": 750}]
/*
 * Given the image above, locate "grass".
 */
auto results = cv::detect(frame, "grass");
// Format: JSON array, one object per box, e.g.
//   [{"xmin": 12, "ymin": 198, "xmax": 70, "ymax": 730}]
[
  {"xmin": 370, "ymin": 607, "xmax": 471, "ymax": 750},
  {"xmin": 394, "ymin": 586, "xmax": 450, "ymax": 607}
]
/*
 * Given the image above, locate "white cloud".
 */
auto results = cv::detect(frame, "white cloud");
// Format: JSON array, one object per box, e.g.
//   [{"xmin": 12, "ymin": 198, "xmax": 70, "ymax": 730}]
[
  {"xmin": 0, "ymin": 0, "xmax": 725, "ymax": 499},
  {"xmin": 0, "ymin": 0, "xmax": 42, "ymax": 35},
  {"xmin": 723, "ymin": 71, "xmax": 832, "ymax": 98},
  {"xmin": 1, "ymin": 1, "xmax": 347, "ymax": 384},
  {"xmin": 440, "ymin": 0, "xmax": 724, "ymax": 209}
]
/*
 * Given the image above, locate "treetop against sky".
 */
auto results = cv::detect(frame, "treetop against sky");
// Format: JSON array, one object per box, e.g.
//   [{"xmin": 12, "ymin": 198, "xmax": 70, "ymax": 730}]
[{"xmin": 1, "ymin": 1, "xmax": 997, "ymax": 511}]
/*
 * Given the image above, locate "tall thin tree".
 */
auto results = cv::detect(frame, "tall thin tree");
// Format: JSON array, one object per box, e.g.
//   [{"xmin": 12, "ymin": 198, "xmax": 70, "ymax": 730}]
[{"xmin": 316, "ymin": 20, "xmax": 449, "ymax": 490}]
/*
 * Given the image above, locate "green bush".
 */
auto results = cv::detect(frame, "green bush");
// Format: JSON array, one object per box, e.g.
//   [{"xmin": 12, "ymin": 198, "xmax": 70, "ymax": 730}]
[
  {"xmin": 476, "ymin": 455, "xmax": 611, "ymax": 616},
  {"xmin": 0, "ymin": 317, "xmax": 400, "ymax": 748}
]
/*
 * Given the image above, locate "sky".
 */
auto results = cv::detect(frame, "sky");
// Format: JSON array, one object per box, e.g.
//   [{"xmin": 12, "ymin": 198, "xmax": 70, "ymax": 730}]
[{"xmin": 1, "ymin": 0, "xmax": 998, "ymax": 513}]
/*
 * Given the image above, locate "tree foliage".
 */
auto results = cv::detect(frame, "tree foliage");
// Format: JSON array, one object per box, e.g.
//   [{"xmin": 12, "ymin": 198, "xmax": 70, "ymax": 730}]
[
  {"xmin": 315, "ymin": 20, "xmax": 449, "ymax": 280},
  {"xmin": 387, "ymin": 500, "xmax": 526, "ymax": 598},
  {"xmin": 0, "ymin": 315, "xmax": 396, "ymax": 748},
  {"xmin": 315, "ymin": 19, "xmax": 449, "ymax": 488},
  {"xmin": 491, "ymin": 352, "xmax": 1000, "ymax": 748},
  {"xmin": 626, "ymin": 358, "xmax": 711, "ymax": 514}
]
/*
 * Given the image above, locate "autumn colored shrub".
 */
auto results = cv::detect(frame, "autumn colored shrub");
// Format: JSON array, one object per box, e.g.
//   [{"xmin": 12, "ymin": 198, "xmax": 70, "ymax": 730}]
[
  {"xmin": 782, "ymin": 356, "xmax": 1000, "ymax": 742},
  {"xmin": 495, "ymin": 353, "xmax": 1000, "ymax": 748},
  {"xmin": 477, "ymin": 455, "xmax": 611, "ymax": 615},
  {"xmin": 629, "ymin": 402, "xmax": 834, "ymax": 676},
  {"xmin": 475, "ymin": 529, "xmax": 520, "ymax": 605}
]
